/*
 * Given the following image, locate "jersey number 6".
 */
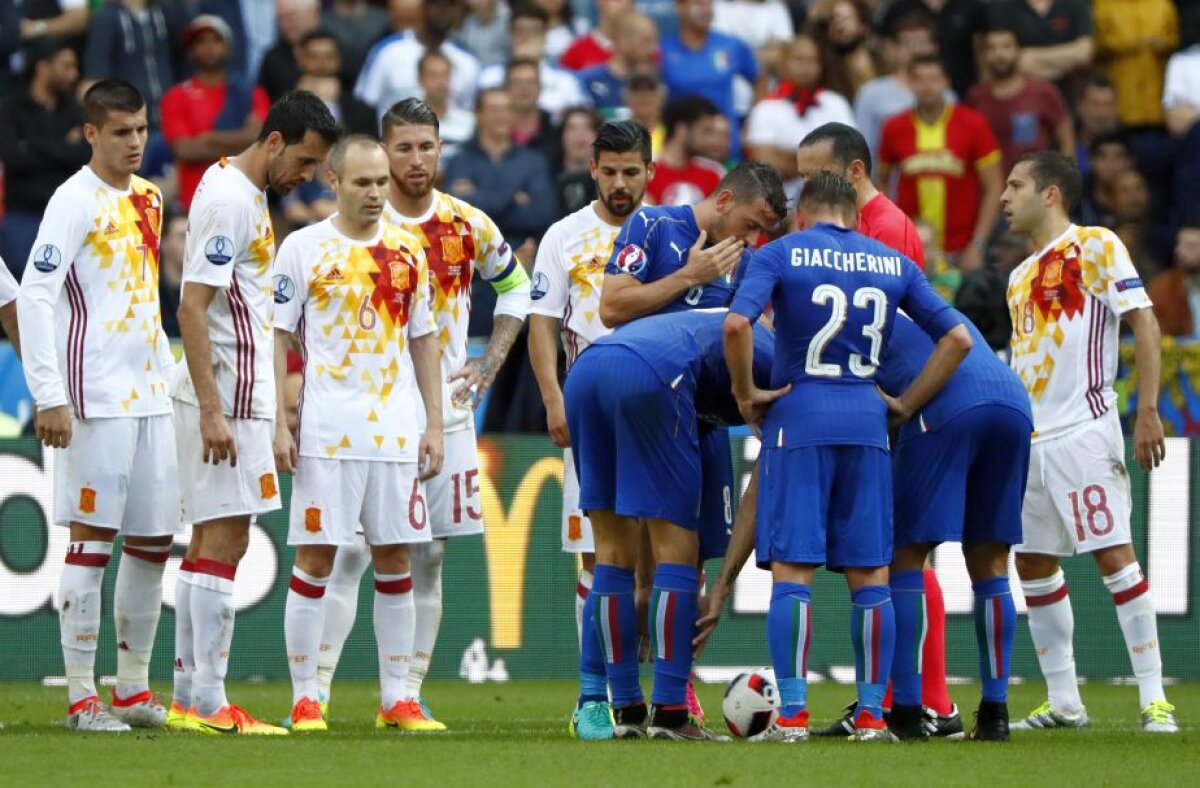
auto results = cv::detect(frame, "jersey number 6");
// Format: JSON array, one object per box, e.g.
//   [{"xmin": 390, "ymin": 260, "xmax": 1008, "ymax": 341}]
[{"xmin": 805, "ymin": 284, "xmax": 888, "ymax": 378}]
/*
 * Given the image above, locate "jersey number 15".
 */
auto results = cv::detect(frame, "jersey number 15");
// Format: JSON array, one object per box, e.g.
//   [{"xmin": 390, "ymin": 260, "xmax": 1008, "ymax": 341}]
[{"xmin": 805, "ymin": 284, "xmax": 888, "ymax": 378}]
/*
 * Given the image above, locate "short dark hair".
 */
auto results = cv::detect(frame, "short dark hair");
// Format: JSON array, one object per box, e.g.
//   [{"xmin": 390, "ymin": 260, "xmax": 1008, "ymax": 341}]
[
  {"xmin": 1014, "ymin": 151, "xmax": 1083, "ymax": 212},
  {"xmin": 329, "ymin": 133, "xmax": 384, "ymax": 175},
  {"xmin": 82, "ymin": 79, "xmax": 145, "ymax": 127},
  {"xmin": 1179, "ymin": 216, "xmax": 1200, "ymax": 233},
  {"xmin": 505, "ymin": 56, "xmax": 541, "ymax": 84},
  {"xmin": 798, "ymin": 170, "xmax": 858, "ymax": 217},
  {"xmin": 718, "ymin": 161, "xmax": 788, "ymax": 222},
  {"xmin": 299, "ymin": 28, "xmax": 340, "ymax": 50},
  {"xmin": 26, "ymin": 35, "xmax": 73, "ymax": 76},
  {"xmin": 561, "ymin": 105, "xmax": 600, "ymax": 135},
  {"xmin": 474, "ymin": 85, "xmax": 508, "ymax": 113},
  {"xmin": 1089, "ymin": 130, "xmax": 1134, "ymax": 159},
  {"xmin": 984, "ymin": 24, "xmax": 1021, "ymax": 44},
  {"xmin": 593, "ymin": 119, "xmax": 652, "ymax": 163},
  {"xmin": 258, "ymin": 90, "xmax": 341, "ymax": 145},
  {"xmin": 417, "ymin": 48, "xmax": 451, "ymax": 76},
  {"xmin": 382, "ymin": 97, "xmax": 441, "ymax": 137},
  {"xmin": 888, "ymin": 9, "xmax": 935, "ymax": 38},
  {"xmin": 799, "ymin": 122, "xmax": 873, "ymax": 178},
  {"xmin": 626, "ymin": 71, "xmax": 662, "ymax": 93},
  {"xmin": 511, "ymin": 2, "xmax": 549, "ymax": 27},
  {"xmin": 1082, "ymin": 73, "xmax": 1115, "ymax": 93},
  {"xmin": 663, "ymin": 95, "xmax": 720, "ymax": 139},
  {"xmin": 908, "ymin": 53, "xmax": 945, "ymax": 75}
]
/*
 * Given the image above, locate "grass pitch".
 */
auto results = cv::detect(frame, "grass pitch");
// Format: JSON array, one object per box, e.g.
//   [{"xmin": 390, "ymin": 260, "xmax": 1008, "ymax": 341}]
[{"xmin": 0, "ymin": 680, "xmax": 1195, "ymax": 787}]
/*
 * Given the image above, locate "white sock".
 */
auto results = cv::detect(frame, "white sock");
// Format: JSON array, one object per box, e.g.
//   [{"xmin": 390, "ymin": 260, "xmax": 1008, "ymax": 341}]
[
  {"xmin": 317, "ymin": 535, "xmax": 371, "ymax": 701},
  {"xmin": 190, "ymin": 560, "xmax": 236, "ymax": 716},
  {"xmin": 576, "ymin": 569, "xmax": 593, "ymax": 647},
  {"xmin": 114, "ymin": 543, "xmax": 169, "ymax": 700},
  {"xmin": 59, "ymin": 541, "xmax": 113, "ymax": 706},
  {"xmin": 1021, "ymin": 570, "xmax": 1083, "ymax": 712},
  {"xmin": 173, "ymin": 561, "xmax": 195, "ymax": 709},
  {"xmin": 1102, "ymin": 562, "xmax": 1166, "ymax": 708},
  {"xmin": 407, "ymin": 540, "xmax": 445, "ymax": 697},
  {"xmin": 286, "ymin": 566, "xmax": 328, "ymax": 706},
  {"xmin": 375, "ymin": 572, "xmax": 416, "ymax": 709}
]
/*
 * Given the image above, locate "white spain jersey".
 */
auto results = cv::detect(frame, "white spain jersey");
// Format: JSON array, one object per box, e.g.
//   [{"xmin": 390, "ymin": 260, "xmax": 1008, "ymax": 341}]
[
  {"xmin": 384, "ymin": 191, "xmax": 523, "ymax": 432},
  {"xmin": 0, "ymin": 260, "xmax": 17, "ymax": 307},
  {"xmin": 172, "ymin": 159, "xmax": 277, "ymax": 420},
  {"xmin": 1007, "ymin": 224, "xmax": 1153, "ymax": 441},
  {"xmin": 529, "ymin": 202, "xmax": 620, "ymax": 368},
  {"xmin": 274, "ymin": 217, "xmax": 436, "ymax": 462},
  {"xmin": 17, "ymin": 167, "xmax": 173, "ymax": 418}
]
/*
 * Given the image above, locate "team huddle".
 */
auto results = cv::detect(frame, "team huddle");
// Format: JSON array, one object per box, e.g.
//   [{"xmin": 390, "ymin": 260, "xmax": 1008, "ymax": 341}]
[{"xmin": 0, "ymin": 76, "xmax": 1178, "ymax": 741}]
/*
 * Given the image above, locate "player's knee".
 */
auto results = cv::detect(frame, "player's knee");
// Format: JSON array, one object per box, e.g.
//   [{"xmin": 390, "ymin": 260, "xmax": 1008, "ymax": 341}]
[
  {"xmin": 296, "ymin": 546, "xmax": 337, "ymax": 579},
  {"xmin": 891, "ymin": 544, "xmax": 931, "ymax": 573},
  {"xmin": 370, "ymin": 543, "xmax": 411, "ymax": 575},
  {"xmin": 124, "ymin": 534, "xmax": 174, "ymax": 549},
  {"xmin": 1092, "ymin": 542, "xmax": 1137, "ymax": 577},
  {"xmin": 69, "ymin": 522, "xmax": 117, "ymax": 544},
  {"xmin": 846, "ymin": 566, "xmax": 889, "ymax": 589},
  {"xmin": 963, "ymin": 541, "xmax": 1010, "ymax": 582},
  {"xmin": 1014, "ymin": 551, "xmax": 1059, "ymax": 581}
]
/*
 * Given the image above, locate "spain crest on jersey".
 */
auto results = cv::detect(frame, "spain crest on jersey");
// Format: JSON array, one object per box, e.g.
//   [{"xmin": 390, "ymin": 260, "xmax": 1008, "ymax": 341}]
[
  {"xmin": 1042, "ymin": 259, "xmax": 1063, "ymax": 289},
  {"xmin": 390, "ymin": 257, "xmax": 413, "ymax": 292},
  {"xmin": 441, "ymin": 235, "xmax": 466, "ymax": 265}
]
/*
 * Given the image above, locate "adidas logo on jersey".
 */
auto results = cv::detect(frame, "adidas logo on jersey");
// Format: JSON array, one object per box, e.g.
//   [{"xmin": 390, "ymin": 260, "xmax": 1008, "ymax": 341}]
[
  {"xmin": 103, "ymin": 220, "xmax": 119, "ymax": 235},
  {"xmin": 325, "ymin": 266, "xmax": 344, "ymax": 282}
]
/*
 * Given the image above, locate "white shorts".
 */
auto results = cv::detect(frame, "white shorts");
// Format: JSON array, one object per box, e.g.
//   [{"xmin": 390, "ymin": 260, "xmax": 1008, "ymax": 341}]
[
  {"xmin": 174, "ymin": 401, "xmax": 281, "ymax": 524},
  {"xmin": 54, "ymin": 414, "xmax": 181, "ymax": 536},
  {"xmin": 289, "ymin": 456, "xmax": 432, "ymax": 546},
  {"xmin": 561, "ymin": 448, "xmax": 594, "ymax": 554},
  {"xmin": 1016, "ymin": 411, "xmax": 1133, "ymax": 557},
  {"xmin": 425, "ymin": 426, "xmax": 484, "ymax": 538}
]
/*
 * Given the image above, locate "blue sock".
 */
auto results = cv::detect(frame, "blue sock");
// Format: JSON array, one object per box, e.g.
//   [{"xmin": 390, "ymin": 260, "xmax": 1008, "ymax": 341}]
[
  {"xmin": 649, "ymin": 563, "xmax": 699, "ymax": 707},
  {"xmin": 578, "ymin": 589, "xmax": 608, "ymax": 706},
  {"xmin": 592, "ymin": 564, "xmax": 642, "ymax": 707},
  {"xmin": 766, "ymin": 581, "xmax": 811, "ymax": 718},
  {"xmin": 889, "ymin": 570, "xmax": 925, "ymax": 707},
  {"xmin": 973, "ymin": 576, "xmax": 1016, "ymax": 703},
  {"xmin": 851, "ymin": 585, "xmax": 894, "ymax": 719}
]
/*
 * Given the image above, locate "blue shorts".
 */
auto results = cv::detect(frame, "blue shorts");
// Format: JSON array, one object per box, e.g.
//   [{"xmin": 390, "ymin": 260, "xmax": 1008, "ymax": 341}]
[
  {"xmin": 564, "ymin": 345, "xmax": 701, "ymax": 530},
  {"xmin": 698, "ymin": 425, "xmax": 733, "ymax": 561},
  {"xmin": 755, "ymin": 444, "xmax": 893, "ymax": 570},
  {"xmin": 893, "ymin": 404, "xmax": 1031, "ymax": 548}
]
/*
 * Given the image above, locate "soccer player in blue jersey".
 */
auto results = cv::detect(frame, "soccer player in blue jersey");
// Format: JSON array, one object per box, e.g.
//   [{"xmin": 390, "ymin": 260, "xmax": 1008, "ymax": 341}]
[
  {"xmin": 875, "ymin": 312, "xmax": 1032, "ymax": 742},
  {"xmin": 564, "ymin": 309, "xmax": 782, "ymax": 741},
  {"xmin": 724, "ymin": 172, "xmax": 972, "ymax": 742}
]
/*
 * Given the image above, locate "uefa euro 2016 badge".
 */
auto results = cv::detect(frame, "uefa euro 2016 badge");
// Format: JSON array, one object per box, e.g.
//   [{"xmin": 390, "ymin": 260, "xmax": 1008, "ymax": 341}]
[
  {"xmin": 32, "ymin": 244, "xmax": 62, "ymax": 273},
  {"xmin": 272, "ymin": 274, "xmax": 295, "ymax": 304},
  {"xmin": 205, "ymin": 235, "xmax": 234, "ymax": 265},
  {"xmin": 530, "ymin": 271, "xmax": 549, "ymax": 300},
  {"xmin": 615, "ymin": 244, "xmax": 647, "ymax": 275}
]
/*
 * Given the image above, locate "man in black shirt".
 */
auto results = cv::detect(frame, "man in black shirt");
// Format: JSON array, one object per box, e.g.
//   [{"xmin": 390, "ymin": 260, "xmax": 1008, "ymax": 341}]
[
  {"xmin": 877, "ymin": 0, "xmax": 987, "ymax": 98},
  {"xmin": 986, "ymin": 0, "xmax": 1094, "ymax": 83},
  {"xmin": 0, "ymin": 37, "xmax": 90, "ymax": 278}
]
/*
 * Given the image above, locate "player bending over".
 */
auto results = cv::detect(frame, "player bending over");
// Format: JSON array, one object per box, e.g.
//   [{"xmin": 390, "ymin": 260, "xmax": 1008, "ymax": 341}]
[
  {"xmin": 19, "ymin": 81, "xmax": 177, "ymax": 732},
  {"xmin": 723, "ymin": 172, "xmax": 971, "ymax": 742},
  {"xmin": 170, "ymin": 91, "xmax": 339, "ymax": 735},
  {"xmin": 527, "ymin": 120, "xmax": 653, "ymax": 740},
  {"xmin": 1002, "ymin": 152, "xmax": 1177, "ymax": 733},
  {"xmin": 275, "ymin": 136, "xmax": 446, "ymax": 732}
]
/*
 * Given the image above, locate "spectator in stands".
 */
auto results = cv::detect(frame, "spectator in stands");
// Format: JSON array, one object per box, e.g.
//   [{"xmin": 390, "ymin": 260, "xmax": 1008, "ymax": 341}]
[
  {"xmin": 295, "ymin": 29, "xmax": 376, "ymax": 136},
  {"xmin": 626, "ymin": 71, "xmax": 667, "ymax": 156},
  {"xmin": 712, "ymin": 0, "xmax": 795, "ymax": 88},
  {"xmin": 987, "ymin": 0, "xmax": 1094, "ymax": 86},
  {"xmin": 648, "ymin": 95, "xmax": 727, "ymax": 205},
  {"xmin": 1163, "ymin": 38, "xmax": 1200, "ymax": 136},
  {"xmin": 1075, "ymin": 131, "xmax": 1136, "ymax": 227},
  {"xmin": 1076, "ymin": 74, "xmax": 1121, "ymax": 175},
  {"xmin": 160, "ymin": 15, "xmax": 270, "ymax": 209},
  {"xmin": 577, "ymin": 13, "xmax": 659, "ymax": 118},
  {"xmin": 506, "ymin": 57, "xmax": 561, "ymax": 167},
  {"xmin": 0, "ymin": 37, "xmax": 89, "ymax": 279},
  {"xmin": 1149, "ymin": 219, "xmax": 1200, "ymax": 338},
  {"xmin": 84, "ymin": 0, "xmax": 186, "ymax": 133},
  {"xmin": 355, "ymin": 0, "xmax": 480, "ymax": 118},
  {"xmin": 560, "ymin": 0, "xmax": 632, "ymax": 70},
  {"xmin": 877, "ymin": 0, "xmax": 985, "ymax": 98},
  {"xmin": 198, "ymin": 0, "xmax": 279, "ymax": 85},
  {"xmin": 968, "ymin": 26, "xmax": 1073, "ymax": 175},
  {"xmin": 321, "ymin": 0, "xmax": 391, "ymax": 82},
  {"xmin": 1111, "ymin": 169, "xmax": 1168, "ymax": 278},
  {"xmin": 534, "ymin": 0, "xmax": 583, "ymax": 62},
  {"xmin": 556, "ymin": 106, "xmax": 601, "ymax": 214},
  {"xmin": 417, "ymin": 49, "xmax": 475, "ymax": 160},
  {"xmin": 955, "ymin": 229, "xmax": 1027, "ymax": 352},
  {"xmin": 1094, "ymin": 0, "xmax": 1177, "ymax": 130},
  {"xmin": 660, "ymin": 0, "xmax": 757, "ymax": 160},
  {"xmin": 746, "ymin": 34, "xmax": 854, "ymax": 187},
  {"xmin": 282, "ymin": 167, "xmax": 337, "ymax": 227},
  {"xmin": 158, "ymin": 207, "xmax": 186, "ymax": 339},
  {"xmin": 854, "ymin": 10, "xmax": 939, "ymax": 165},
  {"xmin": 879, "ymin": 55, "xmax": 1002, "ymax": 271},
  {"xmin": 477, "ymin": 3, "xmax": 589, "ymax": 120},
  {"xmin": 14, "ymin": 0, "xmax": 90, "ymax": 56},
  {"xmin": 0, "ymin": 4, "xmax": 20, "ymax": 98},
  {"xmin": 807, "ymin": 0, "xmax": 875, "ymax": 100},
  {"xmin": 258, "ymin": 0, "xmax": 321, "ymax": 102},
  {"xmin": 917, "ymin": 216, "xmax": 961, "ymax": 302},
  {"xmin": 702, "ymin": 112, "xmax": 733, "ymax": 164},
  {"xmin": 459, "ymin": 0, "xmax": 511, "ymax": 68}
]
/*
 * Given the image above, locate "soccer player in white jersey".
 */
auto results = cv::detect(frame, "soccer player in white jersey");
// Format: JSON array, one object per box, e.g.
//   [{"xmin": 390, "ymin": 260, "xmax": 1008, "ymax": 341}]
[
  {"xmin": 0, "ymin": 260, "xmax": 19, "ymax": 355},
  {"xmin": 16, "ymin": 81, "xmax": 176, "ymax": 732},
  {"xmin": 314, "ymin": 98, "xmax": 531, "ymax": 727},
  {"xmin": 1002, "ymin": 151, "xmax": 1177, "ymax": 733},
  {"xmin": 274, "ymin": 136, "xmax": 446, "ymax": 733},
  {"xmin": 527, "ymin": 120, "xmax": 652, "ymax": 740},
  {"xmin": 170, "ymin": 91, "xmax": 339, "ymax": 736}
]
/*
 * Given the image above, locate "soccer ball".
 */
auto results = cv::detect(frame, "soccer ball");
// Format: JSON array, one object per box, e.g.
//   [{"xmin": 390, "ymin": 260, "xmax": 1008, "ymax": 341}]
[{"xmin": 722, "ymin": 668, "xmax": 779, "ymax": 738}]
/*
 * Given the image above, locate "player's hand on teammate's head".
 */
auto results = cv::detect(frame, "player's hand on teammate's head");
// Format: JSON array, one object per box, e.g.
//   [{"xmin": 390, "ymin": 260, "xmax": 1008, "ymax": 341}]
[
  {"xmin": 34, "ymin": 405, "xmax": 72, "ymax": 449},
  {"xmin": 685, "ymin": 231, "xmax": 744, "ymax": 284},
  {"xmin": 419, "ymin": 427, "xmax": 444, "ymax": 480},
  {"xmin": 1134, "ymin": 408, "xmax": 1166, "ymax": 472},
  {"xmin": 200, "ymin": 409, "xmax": 238, "ymax": 467},
  {"xmin": 273, "ymin": 421, "xmax": 297, "ymax": 475}
]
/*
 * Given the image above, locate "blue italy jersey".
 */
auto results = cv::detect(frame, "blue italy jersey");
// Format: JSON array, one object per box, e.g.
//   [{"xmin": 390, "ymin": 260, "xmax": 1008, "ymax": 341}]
[
  {"xmin": 591, "ymin": 309, "xmax": 774, "ymax": 425},
  {"xmin": 729, "ymin": 222, "xmax": 961, "ymax": 449},
  {"xmin": 877, "ymin": 310, "xmax": 1032, "ymax": 441},
  {"xmin": 659, "ymin": 32, "xmax": 757, "ymax": 160},
  {"xmin": 606, "ymin": 205, "xmax": 751, "ymax": 313}
]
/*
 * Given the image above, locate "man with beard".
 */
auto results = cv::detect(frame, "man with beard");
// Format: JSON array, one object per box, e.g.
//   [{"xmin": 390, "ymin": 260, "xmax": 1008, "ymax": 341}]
[
  {"xmin": 309, "ymin": 98, "xmax": 531, "ymax": 729},
  {"xmin": 526, "ymin": 120, "xmax": 653, "ymax": 740},
  {"xmin": 968, "ymin": 26, "xmax": 1074, "ymax": 176}
]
